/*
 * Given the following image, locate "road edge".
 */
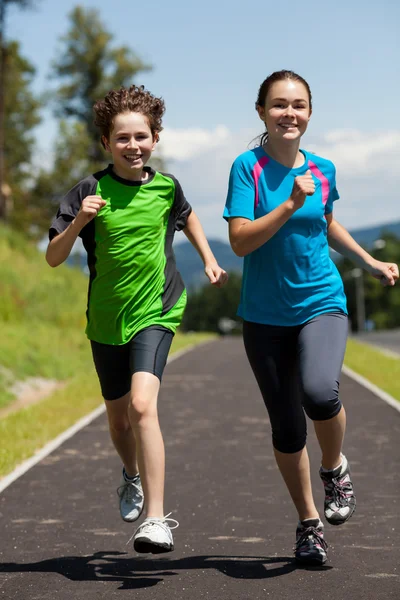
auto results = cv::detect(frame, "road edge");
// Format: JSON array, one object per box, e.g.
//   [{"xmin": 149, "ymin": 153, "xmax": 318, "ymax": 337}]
[{"xmin": 0, "ymin": 340, "xmax": 214, "ymax": 494}]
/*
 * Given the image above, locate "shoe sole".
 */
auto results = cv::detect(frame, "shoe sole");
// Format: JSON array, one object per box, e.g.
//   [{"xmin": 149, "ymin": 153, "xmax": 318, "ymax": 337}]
[
  {"xmin": 134, "ymin": 539, "xmax": 174, "ymax": 554},
  {"xmin": 295, "ymin": 555, "xmax": 327, "ymax": 566}
]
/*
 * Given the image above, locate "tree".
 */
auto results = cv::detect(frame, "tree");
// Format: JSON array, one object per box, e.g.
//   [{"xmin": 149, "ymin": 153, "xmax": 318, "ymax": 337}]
[
  {"xmin": 50, "ymin": 6, "xmax": 151, "ymax": 163},
  {"xmin": 182, "ymin": 272, "xmax": 242, "ymax": 333},
  {"xmin": 0, "ymin": 0, "xmax": 40, "ymax": 219}
]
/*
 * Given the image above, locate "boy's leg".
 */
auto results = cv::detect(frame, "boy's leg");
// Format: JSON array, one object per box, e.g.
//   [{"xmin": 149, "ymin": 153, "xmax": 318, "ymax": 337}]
[
  {"xmin": 91, "ymin": 340, "xmax": 142, "ymax": 522},
  {"xmin": 128, "ymin": 371, "xmax": 164, "ymax": 518},
  {"xmin": 104, "ymin": 392, "xmax": 138, "ymax": 477},
  {"xmin": 127, "ymin": 326, "xmax": 177, "ymax": 553}
]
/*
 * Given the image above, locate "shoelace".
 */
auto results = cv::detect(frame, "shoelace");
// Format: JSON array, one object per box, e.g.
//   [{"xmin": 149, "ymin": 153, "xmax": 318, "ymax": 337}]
[
  {"xmin": 117, "ymin": 480, "xmax": 142, "ymax": 502},
  {"xmin": 325, "ymin": 476, "xmax": 353, "ymax": 507},
  {"xmin": 126, "ymin": 513, "xmax": 179, "ymax": 546},
  {"xmin": 295, "ymin": 527, "xmax": 328, "ymax": 552}
]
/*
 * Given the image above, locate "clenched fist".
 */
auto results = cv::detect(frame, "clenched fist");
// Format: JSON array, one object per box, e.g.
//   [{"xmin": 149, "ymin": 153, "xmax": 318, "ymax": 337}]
[
  {"xmin": 76, "ymin": 195, "xmax": 107, "ymax": 227},
  {"xmin": 290, "ymin": 170, "xmax": 315, "ymax": 209}
]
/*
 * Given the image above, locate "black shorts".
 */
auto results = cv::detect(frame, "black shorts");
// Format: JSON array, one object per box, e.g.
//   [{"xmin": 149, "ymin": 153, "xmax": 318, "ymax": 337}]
[{"xmin": 90, "ymin": 326, "xmax": 174, "ymax": 401}]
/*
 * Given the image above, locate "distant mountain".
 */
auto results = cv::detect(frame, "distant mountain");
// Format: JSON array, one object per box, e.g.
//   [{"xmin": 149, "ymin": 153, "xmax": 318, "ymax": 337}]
[
  {"xmin": 344, "ymin": 220, "xmax": 400, "ymax": 248},
  {"xmin": 174, "ymin": 239, "xmax": 242, "ymax": 289}
]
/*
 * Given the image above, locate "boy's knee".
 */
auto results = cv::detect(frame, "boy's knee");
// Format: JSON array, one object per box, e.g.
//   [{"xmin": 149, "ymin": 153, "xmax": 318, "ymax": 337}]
[{"xmin": 129, "ymin": 394, "xmax": 156, "ymax": 422}]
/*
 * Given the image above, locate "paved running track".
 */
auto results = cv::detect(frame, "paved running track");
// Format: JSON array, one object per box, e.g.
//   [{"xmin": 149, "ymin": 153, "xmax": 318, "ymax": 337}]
[{"xmin": 0, "ymin": 337, "xmax": 399, "ymax": 600}]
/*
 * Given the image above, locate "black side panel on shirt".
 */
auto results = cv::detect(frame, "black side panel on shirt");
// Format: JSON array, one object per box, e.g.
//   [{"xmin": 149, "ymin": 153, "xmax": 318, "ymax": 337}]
[{"xmin": 161, "ymin": 174, "xmax": 192, "ymax": 315}]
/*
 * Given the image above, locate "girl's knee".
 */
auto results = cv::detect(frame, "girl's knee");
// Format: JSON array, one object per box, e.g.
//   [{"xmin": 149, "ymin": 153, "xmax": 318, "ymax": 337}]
[{"xmin": 303, "ymin": 380, "xmax": 341, "ymax": 420}]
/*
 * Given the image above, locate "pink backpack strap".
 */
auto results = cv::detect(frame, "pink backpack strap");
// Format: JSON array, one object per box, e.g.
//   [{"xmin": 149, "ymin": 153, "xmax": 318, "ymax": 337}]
[
  {"xmin": 252, "ymin": 156, "xmax": 269, "ymax": 210},
  {"xmin": 308, "ymin": 160, "xmax": 330, "ymax": 206}
]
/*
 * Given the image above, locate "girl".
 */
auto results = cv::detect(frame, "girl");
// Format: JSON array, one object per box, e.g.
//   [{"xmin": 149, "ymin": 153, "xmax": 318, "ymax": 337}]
[
  {"xmin": 47, "ymin": 85, "xmax": 228, "ymax": 554},
  {"xmin": 223, "ymin": 70, "xmax": 398, "ymax": 565}
]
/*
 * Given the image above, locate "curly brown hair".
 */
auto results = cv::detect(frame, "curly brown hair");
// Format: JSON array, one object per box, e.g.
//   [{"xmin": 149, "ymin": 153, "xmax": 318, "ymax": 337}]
[{"xmin": 93, "ymin": 85, "xmax": 165, "ymax": 148}]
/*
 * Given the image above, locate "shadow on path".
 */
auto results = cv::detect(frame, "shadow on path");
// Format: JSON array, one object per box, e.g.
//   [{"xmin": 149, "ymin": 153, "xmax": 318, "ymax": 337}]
[{"xmin": 0, "ymin": 551, "xmax": 332, "ymax": 590}]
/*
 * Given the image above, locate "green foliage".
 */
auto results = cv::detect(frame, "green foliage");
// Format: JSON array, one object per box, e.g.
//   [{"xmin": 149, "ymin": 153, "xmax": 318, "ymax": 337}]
[
  {"xmin": 182, "ymin": 271, "xmax": 242, "ymax": 333},
  {"xmin": 50, "ymin": 5, "xmax": 151, "ymax": 162},
  {"xmin": 337, "ymin": 234, "xmax": 400, "ymax": 331}
]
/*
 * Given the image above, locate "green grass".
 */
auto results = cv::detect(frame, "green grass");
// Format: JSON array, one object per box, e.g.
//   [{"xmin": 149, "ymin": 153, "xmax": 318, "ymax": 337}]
[
  {"xmin": 344, "ymin": 338, "xmax": 400, "ymax": 402},
  {"xmin": 0, "ymin": 332, "xmax": 216, "ymax": 478},
  {"xmin": 0, "ymin": 224, "xmax": 216, "ymax": 478}
]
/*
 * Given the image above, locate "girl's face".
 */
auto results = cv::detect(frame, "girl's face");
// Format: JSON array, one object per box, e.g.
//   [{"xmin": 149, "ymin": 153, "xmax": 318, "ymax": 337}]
[
  {"xmin": 103, "ymin": 111, "xmax": 157, "ymax": 180},
  {"xmin": 257, "ymin": 79, "xmax": 312, "ymax": 144}
]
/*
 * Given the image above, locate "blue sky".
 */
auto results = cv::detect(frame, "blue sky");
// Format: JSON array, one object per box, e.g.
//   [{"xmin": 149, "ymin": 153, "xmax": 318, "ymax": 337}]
[{"xmin": 9, "ymin": 0, "xmax": 400, "ymax": 242}]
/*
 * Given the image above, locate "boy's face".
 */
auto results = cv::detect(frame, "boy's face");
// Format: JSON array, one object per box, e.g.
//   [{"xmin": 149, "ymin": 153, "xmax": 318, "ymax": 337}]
[{"xmin": 103, "ymin": 112, "xmax": 157, "ymax": 180}]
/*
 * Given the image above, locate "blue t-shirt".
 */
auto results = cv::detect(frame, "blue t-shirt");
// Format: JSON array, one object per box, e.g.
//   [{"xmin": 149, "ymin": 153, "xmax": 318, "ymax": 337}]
[{"xmin": 223, "ymin": 146, "xmax": 347, "ymax": 326}]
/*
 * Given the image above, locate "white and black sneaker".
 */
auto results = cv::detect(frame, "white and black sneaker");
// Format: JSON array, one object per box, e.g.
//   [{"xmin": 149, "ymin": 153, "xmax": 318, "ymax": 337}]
[
  {"xmin": 117, "ymin": 470, "xmax": 144, "ymax": 523},
  {"xmin": 133, "ymin": 513, "xmax": 179, "ymax": 554},
  {"xmin": 295, "ymin": 518, "xmax": 328, "ymax": 565},
  {"xmin": 319, "ymin": 454, "xmax": 356, "ymax": 526}
]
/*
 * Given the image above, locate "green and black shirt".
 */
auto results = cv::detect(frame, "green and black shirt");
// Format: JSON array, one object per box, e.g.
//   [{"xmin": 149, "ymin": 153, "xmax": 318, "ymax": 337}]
[{"xmin": 49, "ymin": 165, "xmax": 192, "ymax": 345}]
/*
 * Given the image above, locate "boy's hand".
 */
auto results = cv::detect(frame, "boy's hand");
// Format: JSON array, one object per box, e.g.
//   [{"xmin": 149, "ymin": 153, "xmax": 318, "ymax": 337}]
[
  {"xmin": 204, "ymin": 264, "xmax": 229, "ymax": 288},
  {"xmin": 369, "ymin": 260, "xmax": 399, "ymax": 286},
  {"xmin": 75, "ymin": 195, "xmax": 107, "ymax": 227}
]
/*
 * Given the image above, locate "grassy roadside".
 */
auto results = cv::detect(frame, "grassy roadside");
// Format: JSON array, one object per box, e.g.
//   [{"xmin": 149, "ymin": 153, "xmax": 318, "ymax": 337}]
[
  {"xmin": 344, "ymin": 338, "xmax": 400, "ymax": 403},
  {"xmin": 0, "ymin": 332, "xmax": 216, "ymax": 478}
]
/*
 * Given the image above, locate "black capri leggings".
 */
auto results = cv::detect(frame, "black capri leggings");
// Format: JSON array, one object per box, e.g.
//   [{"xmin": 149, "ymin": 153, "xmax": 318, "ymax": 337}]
[{"xmin": 243, "ymin": 312, "xmax": 348, "ymax": 454}]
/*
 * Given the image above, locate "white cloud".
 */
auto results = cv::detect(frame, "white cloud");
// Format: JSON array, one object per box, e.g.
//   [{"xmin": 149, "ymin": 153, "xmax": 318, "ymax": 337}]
[{"xmin": 160, "ymin": 127, "xmax": 400, "ymax": 241}]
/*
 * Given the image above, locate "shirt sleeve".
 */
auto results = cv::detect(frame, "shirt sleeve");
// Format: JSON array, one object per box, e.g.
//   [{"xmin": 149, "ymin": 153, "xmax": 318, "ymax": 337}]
[
  {"xmin": 171, "ymin": 176, "xmax": 192, "ymax": 231},
  {"xmin": 324, "ymin": 164, "xmax": 340, "ymax": 215},
  {"xmin": 223, "ymin": 156, "xmax": 255, "ymax": 222},
  {"xmin": 48, "ymin": 177, "xmax": 97, "ymax": 240}
]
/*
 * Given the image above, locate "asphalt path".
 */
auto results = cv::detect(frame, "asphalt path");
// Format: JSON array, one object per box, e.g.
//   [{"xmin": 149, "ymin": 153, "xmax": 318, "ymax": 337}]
[
  {"xmin": 356, "ymin": 329, "xmax": 400, "ymax": 356},
  {"xmin": 0, "ymin": 337, "xmax": 399, "ymax": 600}
]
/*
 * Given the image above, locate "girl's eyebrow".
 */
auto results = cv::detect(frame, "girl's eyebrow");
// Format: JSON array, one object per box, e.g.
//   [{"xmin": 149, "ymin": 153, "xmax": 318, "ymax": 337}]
[{"xmin": 272, "ymin": 97, "xmax": 308, "ymax": 103}]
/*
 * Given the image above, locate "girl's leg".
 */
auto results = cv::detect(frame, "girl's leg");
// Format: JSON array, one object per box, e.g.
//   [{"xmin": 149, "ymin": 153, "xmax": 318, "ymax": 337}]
[
  {"xmin": 243, "ymin": 321, "xmax": 319, "ymax": 522},
  {"xmin": 297, "ymin": 313, "xmax": 348, "ymax": 468},
  {"xmin": 298, "ymin": 313, "xmax": 355, "ymax": 525},
  {"xmin": 274, "ymin": 446, "xmax": 319, "ymax": 520}
]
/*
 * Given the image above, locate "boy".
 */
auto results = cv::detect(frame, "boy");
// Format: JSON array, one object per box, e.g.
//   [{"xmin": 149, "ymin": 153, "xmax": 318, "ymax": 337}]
[{"xmin": 46, "ymin": 85, "xmax": 228, "ymax": 554}]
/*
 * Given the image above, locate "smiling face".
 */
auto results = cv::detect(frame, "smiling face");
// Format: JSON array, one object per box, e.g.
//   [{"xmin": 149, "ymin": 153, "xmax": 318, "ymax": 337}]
[
  {"xmin": 103, "ymin": 111, "xmax": 157, "ymax": 180},
  {"xmin": 257, "ymin": 79, "xmax": 312, "ymax": 145}
]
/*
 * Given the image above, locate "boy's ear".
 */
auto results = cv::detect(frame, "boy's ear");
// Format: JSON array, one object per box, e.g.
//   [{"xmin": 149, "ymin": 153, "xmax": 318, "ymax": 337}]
[
  {"xmin": 152, "ymin": 132, "xmax": 159, "ymax": 149},
  {"xmin": 102, "ymin": 135, "xmax": 111, "ymax": 152}
]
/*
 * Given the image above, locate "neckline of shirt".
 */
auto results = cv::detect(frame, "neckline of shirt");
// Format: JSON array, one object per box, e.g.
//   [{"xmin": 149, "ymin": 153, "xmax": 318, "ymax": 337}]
[
  {"xmin": 258, "ymin": 147, "xmax": 309, "ymax": 174},
  {"xmin": 107, "ymin": 164, "xmax": 156, "ymax": 186}
]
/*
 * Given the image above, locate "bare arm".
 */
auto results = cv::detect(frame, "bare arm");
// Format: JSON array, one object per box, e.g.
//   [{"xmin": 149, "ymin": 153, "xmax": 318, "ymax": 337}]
[
  {"xmin": 46, "ymin": 195, "xmax": 106, "ymax": 267},
  {"xmin": 183, "ymin": 210, "xmax": 228, "ymax": 287},
  {"xmin": 326, "ymin": 213, "xmax": 399, "ymax": 286},
  {"xmin": 228, "ymin": 170, "xmax": 315, "ymax": 257}
]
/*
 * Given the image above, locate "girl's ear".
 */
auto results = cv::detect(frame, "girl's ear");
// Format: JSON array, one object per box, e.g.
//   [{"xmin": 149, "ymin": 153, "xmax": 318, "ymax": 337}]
[
  {"xmin": 102, "ymin": 135, "xmax": 111, "ymax": 152},
  {"xmin": 256, "ymin": 105, "xmax": 265, "ymax": 122}
]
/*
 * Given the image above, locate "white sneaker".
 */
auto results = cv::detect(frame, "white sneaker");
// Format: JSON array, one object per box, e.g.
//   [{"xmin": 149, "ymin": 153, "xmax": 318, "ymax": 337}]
[
  {"xmin": 133, "ymin": 513, "xmax": 179, "ymax": 554},
  {"xmin": 117, "ymin": 473, "xmax": 144, "ymax": 523}
]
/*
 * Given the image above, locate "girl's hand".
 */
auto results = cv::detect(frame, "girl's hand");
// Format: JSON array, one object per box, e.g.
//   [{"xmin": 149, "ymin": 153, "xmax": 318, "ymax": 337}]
[
  {"xmin": 204, "ymin": 264, "xmax": 229, "ymax": 288},
  {"xmin": 75, "ymin": 195, "xmax": 107, "ymax": 227},
  {"xmin": 369, "ymin": 260, "xmax": 399, "ymax": 286},
  {"xmin": 289, "ymin": 170, "xmax": 315, "ymax": 209}
]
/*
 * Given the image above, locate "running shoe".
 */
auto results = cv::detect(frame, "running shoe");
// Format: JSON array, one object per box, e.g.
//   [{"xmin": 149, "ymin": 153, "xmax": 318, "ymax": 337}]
[
  {"xmin": 295, "ymin": 518, "xmax": 328, "ymax": 565},
  {"xmin": 117, "ymin": 471, "xmax": 144, "ymax": 523},
  {"xmin": 319, "ymin": 454, "xmax": 356, "ymax": 525},
  {"xmin": 133, "ymin": 513, "xmax": 179, "ymax": 554}
]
